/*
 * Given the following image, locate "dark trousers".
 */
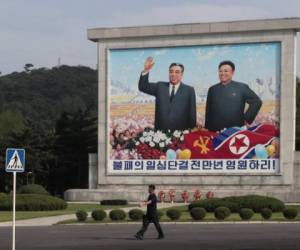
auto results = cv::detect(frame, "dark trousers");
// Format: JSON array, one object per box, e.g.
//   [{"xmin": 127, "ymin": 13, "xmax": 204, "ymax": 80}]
[{"xmin": 137, "ymin": 215, "xmax": 164, "ymax": 237}]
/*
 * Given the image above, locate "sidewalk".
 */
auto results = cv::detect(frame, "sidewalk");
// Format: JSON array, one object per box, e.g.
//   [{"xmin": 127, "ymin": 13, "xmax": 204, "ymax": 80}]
[{"xmin": 0, "ymin": 202, "xmax": 178, "ymax": 227}]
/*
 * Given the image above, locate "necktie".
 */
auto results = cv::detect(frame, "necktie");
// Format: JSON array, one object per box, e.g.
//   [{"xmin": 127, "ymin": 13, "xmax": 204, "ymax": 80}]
[{"xmin": 170, "ymin": 85, "xmax": 175, "ymax": 102}]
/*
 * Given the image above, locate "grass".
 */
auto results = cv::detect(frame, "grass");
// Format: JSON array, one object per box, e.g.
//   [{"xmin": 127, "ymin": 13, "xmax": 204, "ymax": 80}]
[
  {"xmin": 59, "ymin": 204, "xmax": 300, "ymax": 224},
  {"xmin": 0, "ymin": 203, "xmax": 135, "ymax": 222},
  {"xmin": 2, "ymin": 203, "xmax": 300, "ymax": 224}
]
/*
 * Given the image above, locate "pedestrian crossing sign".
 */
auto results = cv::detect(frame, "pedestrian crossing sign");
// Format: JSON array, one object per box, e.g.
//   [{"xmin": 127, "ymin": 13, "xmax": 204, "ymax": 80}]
[{"xmin": 5, "ymin": 148, "xmax": 25, "ymax": 173}]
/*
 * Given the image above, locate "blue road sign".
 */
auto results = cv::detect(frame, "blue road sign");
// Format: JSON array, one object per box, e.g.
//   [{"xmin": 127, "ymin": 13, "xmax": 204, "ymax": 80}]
[{"xmin": 5, "ymin": 148, "xmax": 25, "ymax": 173}]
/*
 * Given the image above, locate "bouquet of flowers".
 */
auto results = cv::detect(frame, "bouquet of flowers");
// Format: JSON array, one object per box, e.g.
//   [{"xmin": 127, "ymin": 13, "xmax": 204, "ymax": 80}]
[
  {"xmin": 206, "ymin": 191, "xmax": 214, "ymax": 199},
  {"xmin": 193, "ymin": 189, "xmax": 201, "ymax": 201},
  {"xmin": 158, "ymin": 190, "xmax": 165, "ymax": 203},
  {"xmin": 181, "ymin": 190, "xmax": 189, "ymax": 203},
  {"xmin": 135, "ymin": 129, "xmax": 189, "ymax": 159},
  {"xmin": 168, "ymin": 189, "xmax": 176, "ymax": 203}
]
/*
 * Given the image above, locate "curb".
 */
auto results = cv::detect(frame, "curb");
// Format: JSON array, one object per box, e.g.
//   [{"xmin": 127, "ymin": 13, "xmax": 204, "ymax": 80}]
[{"xmin": 59, "ymin": 221, "xmax": 300, "ymax": 226}]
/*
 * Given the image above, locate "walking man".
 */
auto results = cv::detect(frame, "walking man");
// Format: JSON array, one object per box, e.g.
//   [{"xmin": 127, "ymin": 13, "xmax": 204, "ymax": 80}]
[{"xmin": 135, "ymin": 184, "xmax": 164, "ymax": 240}]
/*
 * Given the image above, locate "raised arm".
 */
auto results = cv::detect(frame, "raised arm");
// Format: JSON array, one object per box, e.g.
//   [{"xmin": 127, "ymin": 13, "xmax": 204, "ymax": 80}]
[{"xmin": 138, "ymin": 57, "xmax": 158, "ymax": 96}]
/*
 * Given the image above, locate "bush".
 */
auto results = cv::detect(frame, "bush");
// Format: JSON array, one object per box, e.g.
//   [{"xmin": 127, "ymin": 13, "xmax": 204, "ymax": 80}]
[
  {"xmin": 166, "ymin": 208, "xmax": 182, "ymax": 220},
  {"xmin": 157, "ymin": 210, "xmax": 164, "ymax": 219},
  {"xmin": 189, "ymin": 195, "xmax": 284, "ymax": 213},
  {"xmin": 128, "ymin": 209, "xmax": 144, "ymax": 221},
  {"xmin": 214, "ymin": 207, "xmax": 231, "ymax": 220},
  {"xmin": 18, "ymin": 184, "xmax": 49, "ymax": 195},
  {"xmin": 261, "ymin": 208, "xmax": 272, "ymax": 220},
  {"xmin": 0, "ymin": 192, "xmax": 7, "ymax": 201},
  {"xmin": 190, "ymin": 207, "xmax": 206, "ymax": 220},
  {"xmin": 283, "ymin": 208, "xmax": 298, "ymax": 220},
  {"xmin": 109, "ymin": 209, "xmax": 126, "ymax": 220},
  {"xmin": 91, "ymin": 209, "xmax": 107, "ymax": 221},
  {"xmin": 0, "ymin": 194, "xmax": 67, "ymax": 211},
  {"xmin": 100, "ymin": 200, "xmax": 128, "ymax": 206},
  {"xmin": 76, "ymin": 210, "xmax": 88, "ymax": 221},
  {"xmin": 189, "ymin": 198, "xmax": 239, "ymax": 212},
  {"xmin": 239, "ymin": 208, "xmax": 254, "ymax": 220}
]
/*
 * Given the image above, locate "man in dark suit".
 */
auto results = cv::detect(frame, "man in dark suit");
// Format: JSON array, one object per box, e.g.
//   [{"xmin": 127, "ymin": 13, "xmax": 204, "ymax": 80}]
[
  {"xmin": 134, "ymin": 184, "xmax": 164, "ymax": 240},
  {"xmin": 138, "ymin": 57, "xmax": 196, "ymax": 131},
  {"xmin": 205, "ymin": 60, "xmax": 262, "ymax": 132}
]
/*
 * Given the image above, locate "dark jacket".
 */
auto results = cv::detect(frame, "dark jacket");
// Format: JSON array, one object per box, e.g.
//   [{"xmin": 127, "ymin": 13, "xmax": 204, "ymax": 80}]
[
  {"xmin": 205, "ymin": 80, "xmax": 262, "ymax": 132},
  {"xmin": 138, "ymin": 73, "xmax": 196, "ymax": 131}
]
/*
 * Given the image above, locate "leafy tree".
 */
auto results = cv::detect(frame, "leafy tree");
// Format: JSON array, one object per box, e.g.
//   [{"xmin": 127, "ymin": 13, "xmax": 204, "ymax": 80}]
[
  {"xmin": 49, "ymin": 108, "xmax": 97, "ymax": 195},
  {"xmin": 0, "ymin": 66, "xmax": 97, "ymax": 193},
  {"xmin": 24, "ymin": 63, "xmax": 34, "ymax": 72},
  {"xmin": 0, "ymin": 121, "xmax": 56, "ymax": 193}
]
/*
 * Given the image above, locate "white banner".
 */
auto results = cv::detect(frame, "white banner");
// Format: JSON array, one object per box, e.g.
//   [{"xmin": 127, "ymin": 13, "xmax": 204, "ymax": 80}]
[{"xmin": 108, "ymin": 159, "xmax": 279, "ymax": 175}]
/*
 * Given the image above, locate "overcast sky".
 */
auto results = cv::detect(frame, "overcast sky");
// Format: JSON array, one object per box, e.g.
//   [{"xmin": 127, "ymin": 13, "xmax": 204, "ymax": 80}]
[{"xmin": 1, "ymin": 0, "xmax": 300, "ymax": 75}]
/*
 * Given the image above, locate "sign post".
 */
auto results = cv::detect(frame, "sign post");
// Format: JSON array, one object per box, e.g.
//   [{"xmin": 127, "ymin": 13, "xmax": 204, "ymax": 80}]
[{"xmin": 5, "ymin": 148, "xmax": 25, "ymax": 250}]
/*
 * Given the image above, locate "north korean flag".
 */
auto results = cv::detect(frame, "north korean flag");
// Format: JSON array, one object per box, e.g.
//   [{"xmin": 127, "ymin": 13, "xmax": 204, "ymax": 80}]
[
  {"xmin": 212, "ymin": 127, "xmax": 275, "ymax": 159},
  {"xmin": 247, "ymin": 123, "xmax": 279, "ymax": 137}
]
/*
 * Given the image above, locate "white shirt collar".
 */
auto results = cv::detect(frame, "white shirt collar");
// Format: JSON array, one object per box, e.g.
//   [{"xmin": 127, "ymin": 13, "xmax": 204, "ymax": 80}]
[{"xmin": 169, "ymin": 82, "xmax": 181, "ymax": 95}]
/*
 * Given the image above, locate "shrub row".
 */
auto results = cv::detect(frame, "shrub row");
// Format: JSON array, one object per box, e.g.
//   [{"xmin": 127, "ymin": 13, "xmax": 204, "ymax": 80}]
[
  {"xmin": 76, "ymin": 207, "xmax": 298, "ymax": 222},
  {"xmin": 188, "ymin": 195, "xmax": 285, "ymax": 213},
  {"xmin": 76, "ymin": 209, "xmax": 165, "ymax": 222},
  {"xmin": 0, "ymin": 194, "xmax": 67, "ymax": 211}
]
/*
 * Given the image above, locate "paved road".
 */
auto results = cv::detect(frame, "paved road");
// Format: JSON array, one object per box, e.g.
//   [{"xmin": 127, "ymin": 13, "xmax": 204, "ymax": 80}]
[{"xmin": 1, "ymin": 224, "xmax": 300, "ymax": 250}]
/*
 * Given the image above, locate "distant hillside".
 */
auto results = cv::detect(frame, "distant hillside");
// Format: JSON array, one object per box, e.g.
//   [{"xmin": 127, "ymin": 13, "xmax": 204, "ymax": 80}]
[{"xmin": 0, "ymin": 65, "xmax": 97, "ymax": 129}]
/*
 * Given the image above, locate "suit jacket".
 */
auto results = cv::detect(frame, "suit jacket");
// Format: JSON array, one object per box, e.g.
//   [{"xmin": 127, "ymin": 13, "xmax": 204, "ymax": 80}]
[
  {"xmin": 138, "ymin": 73, "xmax": 196, "ymax": 131},
  {"xmin": 205, "ymin": 80, "xmax": 262, "ymax": 132}
]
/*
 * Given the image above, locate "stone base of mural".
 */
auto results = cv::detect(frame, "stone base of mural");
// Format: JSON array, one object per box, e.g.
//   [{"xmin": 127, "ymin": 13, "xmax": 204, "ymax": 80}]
[
  {"xmin": 64, "ymin": 185, "xmax": 300, "ymax": 203},
  {"xmin": 65, "ymin": 152, "xmax": 300, "ymax": 202}
]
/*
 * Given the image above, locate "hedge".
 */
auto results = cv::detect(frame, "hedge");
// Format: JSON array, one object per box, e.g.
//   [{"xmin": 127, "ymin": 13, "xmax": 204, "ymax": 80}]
[
  {"xmin": 214, "ymin": 207, "xmax": 231, "ymax": 220},
  {"xmin": 0, "ymin": 192, "xmax": 7, "ymax": 201},
  {"xmin": 76, "ymin": 210, "xmax": 88, "ymax": 221},
  {"xmin": 189, "ymin": 195, "xmax": 285, "ymax": 212},
  {"xmin": 109, "ymin": 209, "xmax": 126, "ymax": 220},
  {"xmin": 261, "ymin": 208, "xmax": 272, "ymax": 220},
  {"xmin": 239, "ymin": 208, "xmax": 254, "ymax": 220},
  {"xmin": 18, "ymin": 184, "xmax": 49, "ymax": 195},
  {"xmin": 91, "ymin": 209, "xmax": 107, "ymax": 221},
  {"xmin": 166, "ymin": 208, "xmax": 181, "ymax": 220},
  {"xmin": 100, "ymin": 200, "xmax": 128, "ymax": 206},
  {"xmin": 190, "ymin": 207, "xmax": 206, "ymax": 220},
  {"xmin": 0, "ymin": 194, "xmax": 67, "ymax": 211},
  {"xmin": 283, "ymin": 208, "xmax": 298, "ymax": 220},
  {"xmin": 128, "ymin": 209, "xmax": 144, "ymax": 221}
]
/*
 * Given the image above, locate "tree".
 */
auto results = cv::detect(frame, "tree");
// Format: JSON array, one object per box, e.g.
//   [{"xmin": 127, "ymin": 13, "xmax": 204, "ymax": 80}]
[
  {"xmin": 49, "ymin": 108, "xmax": 97, "ymax": 195},
  {"xmin": 0, "ymin": 111, "xmax": 26, "ymax": 192},
  {"xmin": 0, "ymin": 121, "xmax": 56, "ymax": 193},
  {"xmin": 24, "ymin": 63, "xmax": 34, "ymax": 72}
]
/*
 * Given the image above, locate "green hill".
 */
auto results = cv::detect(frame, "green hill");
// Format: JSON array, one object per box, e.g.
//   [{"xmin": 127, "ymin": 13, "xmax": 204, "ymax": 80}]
[{"xmin": 0, "ymin": 65, "xmax": 97, "ymax": 129}]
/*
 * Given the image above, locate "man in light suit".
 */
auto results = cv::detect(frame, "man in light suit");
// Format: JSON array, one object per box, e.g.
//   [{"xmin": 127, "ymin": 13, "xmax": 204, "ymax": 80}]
[
  {"xmin": 205, "ymin": 60, "xmax": 262, "ymax": 132},
  {"xmin": 138, "ymin": 57, "xmax": 196, "ymax": 131}
]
